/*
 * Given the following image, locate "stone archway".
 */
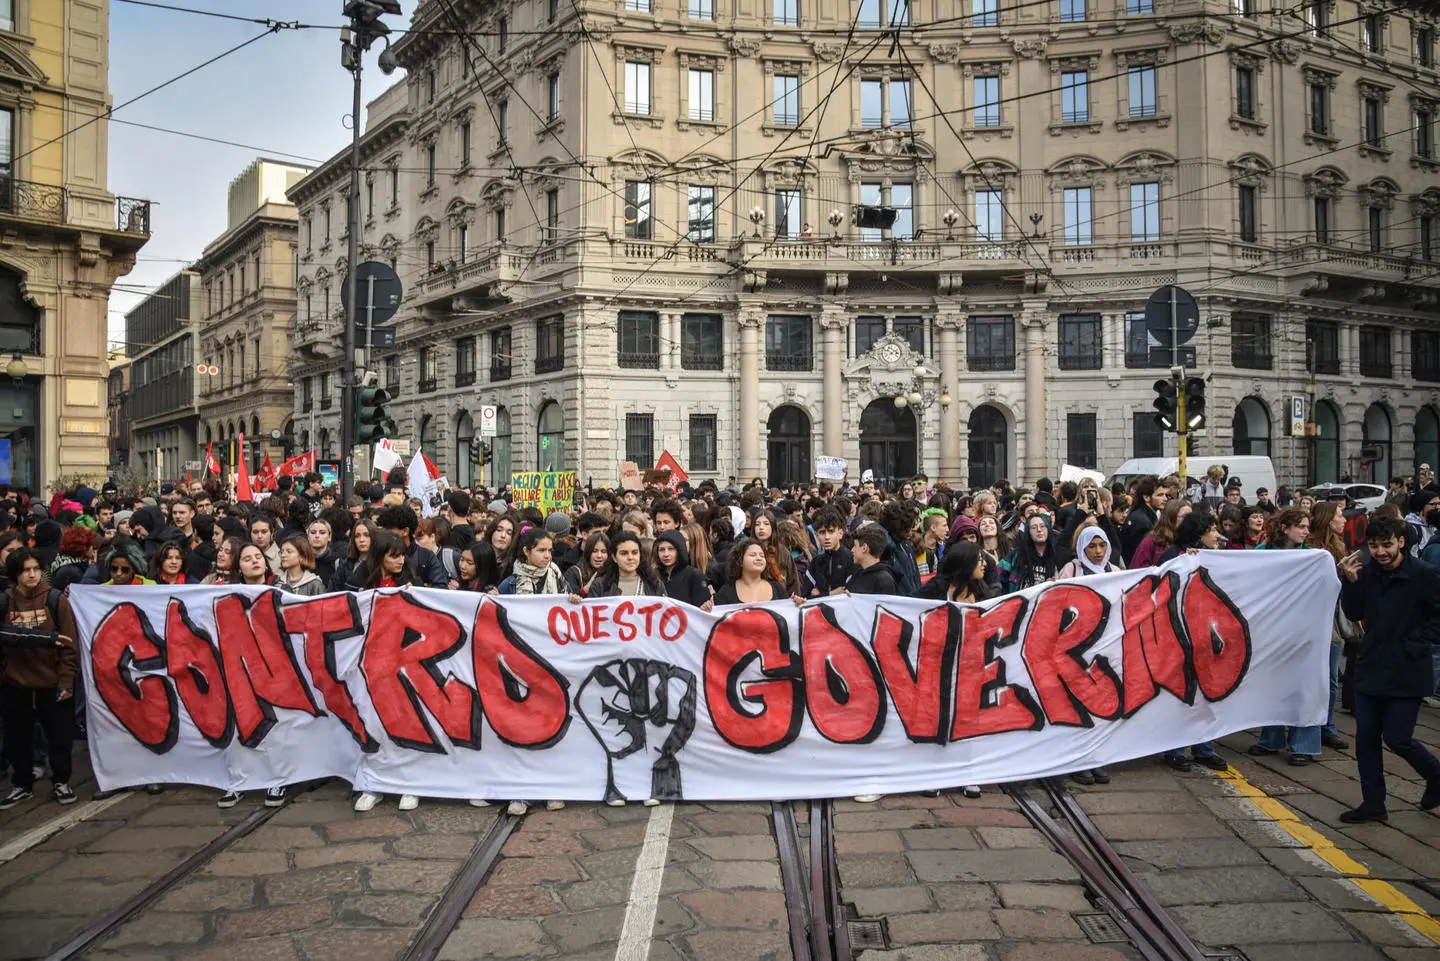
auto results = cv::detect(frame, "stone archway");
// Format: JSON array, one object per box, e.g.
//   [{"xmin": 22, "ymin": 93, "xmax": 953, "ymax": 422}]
[
  {"xmin": 766, "ymin": 405, "xmax": 811, "ymax": 488},
  {"xmin": 859, "ymin": 399, "xmax": 917, "ymax": 490}
]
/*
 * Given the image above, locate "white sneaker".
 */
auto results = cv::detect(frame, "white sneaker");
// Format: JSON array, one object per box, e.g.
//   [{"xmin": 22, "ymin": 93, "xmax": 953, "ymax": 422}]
[
  {"xmin": 606, "ymin": 798, "xmax": 626, "ymax": 807},
  {"xmin": 468, "ymin": 798, "xmax": 491, "ymax": 808},
  {"xmin": 854, "ymin": 794, "xmax": 883, "ymax": 803},
  {"xmin": 962, "ymin": 785, "xmax": 982, "ymax": 798},
  {"xmin": 506, "ymin": 800, "xmax": 530, "ymax": 816},
  {"xmin": 643, "ymin": 798, "xmax": 661, "ymax": 807},
  {"xmin": 353, "ymin": 792, "xmax": 381, "ymax": 812},
  {"xmin": 397, "ymin": 794, "xmax": 419, "ymax": 811},
  {"xmin": 545, "ymin": 799, "xmax": 566, "ymax": 811}
]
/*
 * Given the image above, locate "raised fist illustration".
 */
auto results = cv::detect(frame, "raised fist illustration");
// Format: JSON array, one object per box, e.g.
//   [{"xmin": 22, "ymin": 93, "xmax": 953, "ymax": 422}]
[{"xmin": 576, "ymin": 658, "xmax": 697, "ymax": 804}]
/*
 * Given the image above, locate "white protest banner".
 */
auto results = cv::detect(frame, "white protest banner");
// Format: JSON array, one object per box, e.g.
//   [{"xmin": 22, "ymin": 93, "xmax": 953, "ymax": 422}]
[
  {"xmin": 815, "ymin": 455, "xmax": 847, "ymax": 481},
  {"xmin": 1060, "ymin": 464, "xmax": 1106, "ymax": 487},
  {"xmin": 70, "ymin": 551, "xmax": 1336, "ymax": 802}
]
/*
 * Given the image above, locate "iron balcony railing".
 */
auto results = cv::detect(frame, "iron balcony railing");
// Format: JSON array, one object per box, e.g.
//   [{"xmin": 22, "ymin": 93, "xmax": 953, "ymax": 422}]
[{"xmin": 0, "ymin": 177, "xmax": 151, "ymax": 235}]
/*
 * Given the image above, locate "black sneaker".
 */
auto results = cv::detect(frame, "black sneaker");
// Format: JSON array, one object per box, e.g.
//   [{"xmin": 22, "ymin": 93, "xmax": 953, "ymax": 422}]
[
  {"xmin": 53, "ymin": 783, "xmax": 77, "ymax": 805},
  {"xmin": 0, "ymin": 786, "xmax": 33, "ymax": 809},
  {"xmin": 1090, "ymin": 767, "xmax": 1111, "ymax": 784},
  {"xmin": 144, "ymin": 783, "xmax": 164, "ymax": 795},
  {"xmin": 92, "ymin": 787, "xmax": 126, "ymax": 801},
  {"xmin": 1322, "ymin": 733, "xmax": 1350, "ymax": 750},
  {"xmin": 264, "ymin": 786, "xmax": 288, "ymax": 808},
  {"xmin": 217, "ymin": 791, "xmax": 242, "ymax": 809},
  {"xmin": 1195, "ymin": 754, "xmax": 1230, "ymax": 771},
  {"xmin": 1247, "ymin": 744, "xmax": 1279, "ymax": 756},
  {"xmin": 1339, "ymin": 805, "xmax": 1388, "ymax": 823},
  {"xmin": 1421, "ymin": 777, "xmax": 1440, "ymax": 812},
  {"xmin": 1070, "ymin": 770, "xmax": 1096, "ymax": 785},
  {"xmin": 1165, "ymin": 755, "xmax": 1193, "ymax": 773},
  {"xmin": 1288, "ymin": 754, "xmax": 1314, "ymax": 766}
]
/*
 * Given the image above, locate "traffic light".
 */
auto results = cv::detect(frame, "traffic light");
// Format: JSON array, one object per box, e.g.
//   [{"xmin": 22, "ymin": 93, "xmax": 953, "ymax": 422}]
[
  {"xmin": 356, "ymin": 387, "xmax": 395, "ymax": 443},
  {"xmin": 1153, "ymin": 379, "xmax": 1178, "ymax": 432},
  {"xmin": 1184, "ymin": 376, "xmax": 1206, "ymax": 430}
]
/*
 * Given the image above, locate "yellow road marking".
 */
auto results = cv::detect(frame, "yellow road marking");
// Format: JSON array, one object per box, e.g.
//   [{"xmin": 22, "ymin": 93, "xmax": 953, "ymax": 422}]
[{"xmin": 1215, "ymin": 767, "xmax": 1440, "ymax": 945}]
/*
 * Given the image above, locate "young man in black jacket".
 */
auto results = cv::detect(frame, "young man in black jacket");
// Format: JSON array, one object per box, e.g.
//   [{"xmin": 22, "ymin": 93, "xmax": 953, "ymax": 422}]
[
  {"xmin": 806, "ymin": 507, "xmax": 853, "ymax": 597},
  {"xmin": 1337, "ymin": 513, "xmax": 1440, "ymax": 822},
  {"xmin": 846, "ymin": 525, "xmax": 897, "ymax": 595}
]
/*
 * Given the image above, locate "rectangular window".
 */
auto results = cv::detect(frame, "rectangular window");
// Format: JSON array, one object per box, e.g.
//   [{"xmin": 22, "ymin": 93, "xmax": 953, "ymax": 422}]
[
  {"xmin": 1127, "ymin": 0, "xmax": 1153, "ymax": 12},
  {"xmin": 973, "ymin": 0, "xmax": 997, "ymax": 26},
  {"xmin": 1060, "ymin": 0, "xmax": 1086, "ymax": 21},
  {"xmin": 1413, "ymin": 331, "xmax": 1440, "ymax": 382},
  {"xmin": 681, "ymin": 314, "xmax": 724, "ymax": 370},
  {"xmin": 626, "ymin": 414, "xmax": 655, "ymax": 467},
  {"xmin": 1359, "ymin": 326, "xmax": 1392, "ymax": 378},
  {"xmin": 1368, "ymin": 207, "xmax": 1384, "ymax": 253},
  {"xmin": 1417, "ymin": 108, "xmax": 1435, "ymax": 158},
  {"xmin": 776, "ymin": 188, "xmax": 803, "ymax": 238},
  {"xmin": 968, "ymin": 316, "xmax": 1016, "ymax": 371},
  {"xmin": 766, "ymin": 315, "xmax": 813, "ymax": 371},
  {"xmin": 975, "ymin": 190, "xmax": 1003, "ymax": 241},
  {"xmin": 1231, "ymin": 313, "xmax": 1273, "ymax": 370},
  {"xmin": 1419, "ymin": 26, "xmax": 1436, "ymax": 67},
  {"xmin": 365, "ymin": 178, "xmax": 374, "ymax": 218},
  {"xmin": 774, "ymin": 75, "xmax": 800, "ymax": 126},
  {"xmin": 495, "ymin": 207, "xmax": 506, "ymax": 242},
  {"xmin": 1422, "ymin": 215, "xmax": 1435, "ymax": 261},
  {"xmin": 1314, "ymin": 196, "xmax": 1330, "ymax": 244},
  {"xmin": 774, "ymin": 0, "xmax": 799, "ymax": 25},
  {"xmin": 1125, "ymin": 311, "xmax": 1154, "ymax": 368},
  {"xmin": 625, "ymin": 61, "xmax": 651, "ymax": 114},
  {"xmin": 687, "ymin": 185, "xmax": 716, "ymax": 242},
  {"xmin": 1130, "ymin": 182, "xmax": 1160, "ymax": 242},
  {"xmin": 389, "ymin": 167, "xmax": 398, "ymax": 204},
  {"xmin": 859, "ymin": 0, "xmax": 880, "ymax": 27},
  {"xmin": 536, "ymin": 315, "xmax": 565, "ymax": 373},
  {"xmin": 426, "ymin": 143, "xmax": 436, "ymax": 186},
  {"xmin": 973, "ymin": 76, "xmax": 1000, "ymax": 126},
  {"xmin": 861, "ymin": 79, "xmax": 883, "ymax": 128},
  {"xmin": 689, "ymin": 0, "xmax": 714, "ymax": 19},
  {"xmin": 1363, "ymin": 13, "xmax": 1382, "ymax": 53},
  {"xmin": 0, "ymin": 2, "xmax": 12, "ymax": 32},
  {"xmin": 1364, "ymin": 96, "xmax": 1382, "ymax": 145},
  {"xmin": 1235, "ymin": 66, "xmax": 1255, "ymax": 119},
  {"xmin": 895, "ymin": 317, "xmax": 925, "ymax": 354},
  {"xmin": 324, "ymin": 206, "xmax": 332, "ymax": 240},
  {"xmin": 318, "ymin": 372, "xmax": 328, "ymax": 405},
  {"xmin": 625, "ymin": 0, "xmax": 652, "ymax": 9},
  {"xmin": 549, "ymin": 0, "xmax": 559, "ymax": 22},
  {"xmin": 1306, "ymin": 320, "xmax": 1341, "ymax": 375},
  {"xmin": 1305, "ymin": 0, "xmax": 1327, "ymax": 35},
  {"xmin": 1128, "ymin": 66, "xmax": 1157, "ymax": 118},
  {"xmin": 625, "ymin": 180, "xmax": 652, "ymax": 240},
  {"xmin": 1310, "ymin": 82, "xmax": 1330, "ymax": 135},
  {"xmin": 891, "ymin": 182, "xmax": 913, "ymax": 239},
  {"xmin": 1063, "ymin": 186, "xmax": 1093, "ymax": 245},
  {"xmin": 688, "ymin": 69, "xmax": 715, "ymax": 122},
  {"xmin": 1133, "ymin": 411, "xmax": 1164, "ymax": 458},
  {"xmin": 426, "ymin": 70, "xmax": 436, "ymax": 104},
  {"xmin": 856, "ymin": 317, "xmax": 887, "ymax": 355},
  {"xmin": 490, "ymin": 328, "xmax": 513, "ymax": 380},
  {"xmin": 1061, "ymin": 71, "xmax": 1089, "ymax": 122},
  {"xmin": 1238, "ymin": 184, "xmax": 1258, "ymax": 242},
  {"xmin": 548, "ymin": 73, "xmax": 561, "ymax": 122},
  {"xmin": 1067, "ymin": 413, "xmax": 1098, "ymax": 470},
  {"xmin": 1058, "ymin": 315, "xmax": 1102, "ymax": 370},
  {"xmin": 418, "ymin": 347, "xmax": 437, "ymax": 392},
  {"xmin": 458, "ymin": 224, "xmax": 469, "ymax": 261},
  {"xmin": 385, "ymin": 354, "xmax": 400, "ymax": 390},
  {"xmin": 545, "ymin": 188, "xmax": 560, "ymax": 243},
  {"xmin": 498, "ymin": 16, "xmax": 508, "ymax": 53},
  {"xmin": 497, "ymin": 100, "xmax": 509, "ymax": 144},
  {"xmin": 425, "ymin": 240, "xmax": 436, "ymax": 269},
  {"xmin": 891, "ymin": 80, "xmax": 912, "ymax": 127},
  {"xmin": 456, "ymin": 337, "xmax": 477, "ymax": 387},
  {"xmin": 689, "ymin": 415, "xmax": 718, "ymax": 472},
  {"xmin": 618, "ymin": 311, "xmax": 661, "ymax": 368},
  {"xmin": 302, "ymin": 377, "xmax": 313, "ymax": 412}
]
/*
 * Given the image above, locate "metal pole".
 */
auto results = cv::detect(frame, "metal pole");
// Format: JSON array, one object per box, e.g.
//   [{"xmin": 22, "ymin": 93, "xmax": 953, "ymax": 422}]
[
  {"xmin": 1171, "ymin": 287, "xmax": 1187, "ymax": 484},
  {"xmin": 340, "ymin": 40, "xmax": 363, "ymax": 498}
]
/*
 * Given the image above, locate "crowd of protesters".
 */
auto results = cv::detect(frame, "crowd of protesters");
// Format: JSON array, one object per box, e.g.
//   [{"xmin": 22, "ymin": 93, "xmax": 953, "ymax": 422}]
[{"xmin": 1, "ymin": 462, "xmax": 1437, "ymax": 823}]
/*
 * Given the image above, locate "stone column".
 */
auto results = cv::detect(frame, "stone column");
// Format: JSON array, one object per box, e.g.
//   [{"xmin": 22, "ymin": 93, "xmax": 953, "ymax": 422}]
[
  {"xmin": 738, "ymin": 309, "xmax": 764, "ymax": 479},
  {"xmin": 662, "ymin": 312, "xmax": 681, "ymax": 370},
  {"xmin": 821, "ymin": 306, "xmax": 846, "ymax": 458},
  {"xmin": 936, "ymin": 312, "xmax": 963, "ymax": 485},
  {"xmin": 1022, "ymin": 301, "xmax": 1049, "ymax": 484}
]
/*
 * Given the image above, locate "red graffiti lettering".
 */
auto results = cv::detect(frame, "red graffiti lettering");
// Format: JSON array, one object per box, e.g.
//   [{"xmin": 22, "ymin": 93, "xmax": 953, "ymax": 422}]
[
  {"xmin": 1183, "ymin": 569, "xmax": 1252, "ymax": 701},
  {"xmin": 281, "ymin": 594, "xmax": 378, "ymax": 752},
  {"xmin": 614, "ymin": 601, "xmax": 637, "ymax": 642},
  {"xmin": 872, "ymin": 605, "xmax": 956, "ymax": 743},
  {"xmin": 164, "ymin": 599, "xmax": 231, "ymax": 748},
  {"xmin": 1118, "ymin": 573, "xmax": 1192, "ymax": 715},
  {"xmin": 703, "ymin": 607, "xmax": 801, "ymax": 753},
  {"xmin": 1022, "ymin": 584, "xmax": 1121, "ymax": 727},
  {"xmin": 215, "ymin": 591, "xmax": 320, "ymax": 747},
  {"xmin": 658, "ymin": 606, "xmax": 687, "ymax": 641},
  {"xmin": 952, "ymin": 598, "xmax": 1042, "ymax": 741},
  {"xmin": 801, "ymin": 605, "xmax": 885, "ymax": 744},
  {"xmin": 91, "ymin": 603, "xmax": 178, "ymax": 753},
  {"xmin": 360, "ymin": 592, "xmax": 478, "ymax": 752},
  {"xmin": 471, "ymin": 599, "xmax": 571, "ymax": 748}
]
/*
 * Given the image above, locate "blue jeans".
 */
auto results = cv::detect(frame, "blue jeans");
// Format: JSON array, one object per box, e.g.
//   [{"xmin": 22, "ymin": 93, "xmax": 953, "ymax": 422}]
[
  {"xmin": 1354, "ymin": 692, "xmax": 1440, "ymax": 808},
  {"xmin": 1258, "ymin": 724, "xmax": 1322, "ymax": 756},
  {"xmin": 1165, "ymin": 742, "xmax": 1218, "ymax": 761},
  {"xmin": 1323, "ymin": 643, "xmax": 1342, "ymax": 738}
]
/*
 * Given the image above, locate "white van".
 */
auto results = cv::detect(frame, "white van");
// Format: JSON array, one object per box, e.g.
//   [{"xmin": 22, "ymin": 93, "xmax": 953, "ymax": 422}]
[{"xmin": 1105, "ymin": 456, "xmax": 1278, "ymax": 505}]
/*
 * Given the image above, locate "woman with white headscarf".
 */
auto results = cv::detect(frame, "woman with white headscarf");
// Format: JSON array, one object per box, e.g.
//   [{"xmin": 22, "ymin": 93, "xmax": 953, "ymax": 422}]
[{"xmin": 1056, "ymin": 523, "xmax": 1121, "ymax": 785}]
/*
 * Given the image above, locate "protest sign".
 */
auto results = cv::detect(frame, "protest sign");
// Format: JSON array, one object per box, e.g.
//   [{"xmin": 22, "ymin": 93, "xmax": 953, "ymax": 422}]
[
  {"xmin": 815, "ymin": 456, "xmax": 847, "ymax": 481},
  {"xmin": 620, "ymin": 462, "xmax": 642, "ymax": 490},
  {"xmin": 70, "ymin": 551, "xmax": 1336, "ymax": 801},
  {"xmin": 512, "ymin": 471, "xmax": 579, "ymax": 513}
]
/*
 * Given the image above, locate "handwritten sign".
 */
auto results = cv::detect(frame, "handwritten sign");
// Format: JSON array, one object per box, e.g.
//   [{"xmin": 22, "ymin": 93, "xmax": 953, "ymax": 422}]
[
  {"xmin": 815, "ymin": 455, "xmax": 847, "ymax": 481},
  {"xmin": 512, "ymin": 471, "xmax": 578, "ymax": 513}
]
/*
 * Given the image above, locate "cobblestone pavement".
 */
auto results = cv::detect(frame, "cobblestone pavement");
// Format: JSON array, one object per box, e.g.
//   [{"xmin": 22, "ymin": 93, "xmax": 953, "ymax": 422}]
[{"xmin": 2, "ymin": 707, "xmax": 1440, "ymax": 961}]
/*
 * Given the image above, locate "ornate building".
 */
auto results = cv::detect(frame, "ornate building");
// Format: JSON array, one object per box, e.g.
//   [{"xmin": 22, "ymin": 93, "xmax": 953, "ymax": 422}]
[
  {"xmin": 294, "ymin": 0, "xmax": 1440, "ymax": 491},
  {"xmin": 0, "ymin": 0, "xmax": 150, "ymax": 489}
]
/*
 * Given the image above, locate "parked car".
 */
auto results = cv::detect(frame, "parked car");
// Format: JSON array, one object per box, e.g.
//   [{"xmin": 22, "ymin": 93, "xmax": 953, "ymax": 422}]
[
  {"xmin": 1305, "ymin": 483, "xmax": 1386, "ymax": 511},
  {"xmin": 1106, "ymin": 456, "xmax": 1277, "ymax": 505}
]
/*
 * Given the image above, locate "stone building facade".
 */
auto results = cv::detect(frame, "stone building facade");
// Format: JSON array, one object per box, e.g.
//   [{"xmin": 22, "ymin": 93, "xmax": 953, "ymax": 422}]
[
  {"xmin": 292, "ymin": 0, "xmax": 1440, "ymax": 491},
  {"xmin": 0, "ymin": 0, "xmax": 150, "ymax": 490},
  {"xmin": 197, "ymin": 159, "xmax": 310, "ymax": 474},
  {"xmin": 126, "ymin": 269, "xmax": 203, "ymax": 481}
]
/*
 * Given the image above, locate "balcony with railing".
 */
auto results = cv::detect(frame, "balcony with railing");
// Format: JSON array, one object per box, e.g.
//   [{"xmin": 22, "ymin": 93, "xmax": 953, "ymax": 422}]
[
  {"xmin": 723, "ymin": 237, "xmax": 1044, "ymax": 275},
  {"xmin": 456, "ymin": 369, "xmax": 477, "ymax": 387},
  {"xmin": 413, "ymin": 243, "xmax": 524, "ymax": 307},
  {"xmin": 490, "ymin": 359, "xmax": 512, "ymax": 381},
  {"xmin": 1278, "ymin": 239, "xmax": 1440, "ymax": 284},
  {"xmin": 0, "ymin": 176, "xmax": 151, "ymax": 237},
  {"xmin": 294, "ymin": 316, "xmax": 342, "ymax": 358}
]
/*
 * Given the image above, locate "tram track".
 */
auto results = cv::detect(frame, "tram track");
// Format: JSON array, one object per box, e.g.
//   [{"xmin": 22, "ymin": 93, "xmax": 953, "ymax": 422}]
[{"xmin": 772, "ymin": 799, "xmax": 851, "ymax": 961}]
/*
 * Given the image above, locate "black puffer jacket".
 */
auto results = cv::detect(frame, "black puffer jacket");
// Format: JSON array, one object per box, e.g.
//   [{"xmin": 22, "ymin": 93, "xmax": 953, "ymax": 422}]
[
  {"xmin": 1340, "ymin": 554, "xmax": 1440, "ymax": 699},
  {"xmin": 656, "ymin": 531, "xmax": 711, "ymax": 608}
]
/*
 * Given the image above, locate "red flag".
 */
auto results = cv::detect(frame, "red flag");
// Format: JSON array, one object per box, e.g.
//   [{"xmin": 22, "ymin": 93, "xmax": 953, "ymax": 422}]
[
  {"xmin": 185, "ymin": 470, "xmax": 193, "ymax": 487},
  {"xmin": 422, "ymin": 451, "xmax": 441, "ymax": 480},
  {"xmin": 257, "ymin": 453, "xmax": 277, "ymax": 492},
  {"xmin": 655, "ymin": 450, "xmax": 688, "ymax": 490},
  {"xmin": 236, "ymin": 434, "xmax": 254, "ymax": 502},
  {"xmin": 205, "ymin": 440, "xmax": 220, "ymax": 477},
  {"xmin": 277, "ymin": 450, "xmax": 316, "ymax": 478}
]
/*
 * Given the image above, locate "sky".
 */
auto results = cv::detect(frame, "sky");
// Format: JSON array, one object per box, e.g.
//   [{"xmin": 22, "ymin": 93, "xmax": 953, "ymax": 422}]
[{"xmin": 107, "ymin": 0, "xmax": 405, "ymax": 351}]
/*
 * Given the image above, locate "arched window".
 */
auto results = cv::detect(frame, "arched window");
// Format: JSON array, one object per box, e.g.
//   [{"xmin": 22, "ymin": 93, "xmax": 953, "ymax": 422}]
[
  {"xmin": 537, "ymin": 401, "xmax": 565, "ymax": 471},
  {"xmin": 0, "ymin": 265, "xmax": 41, "ymax": 354},
  {"xmin": 1312, "ymin": 400, "xmax": 1339, "ymax": 485},
  {"xmin": 1232, "ymin": 397, "xmax": 1271, "ymax": 456},
  {"xmin": 319, "ymin": 428, "xmax": 331, "ymax": 460},
  {"xmin": 1362, "ymin": 403, "xmax": 1391, "ymax": 483},
  {"xmin": 968, "ymin": 405, "xmax": 1008, "ymax": 489},
  {"xmin": 1416, "ymin": 406, "xmax": 1439, "ymax": 478},
  {"xmin": 419, "ymin": 414, "xmax": 434, "ymax": 455},
  {"xmin": 492, "ymin": 405, "xmax": 512, "ymax": 489},
  {"xmin": 455, "ymin": 411, "xmax": 475, "ymax": 488}
]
